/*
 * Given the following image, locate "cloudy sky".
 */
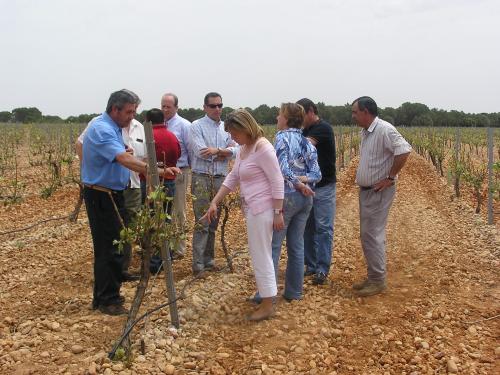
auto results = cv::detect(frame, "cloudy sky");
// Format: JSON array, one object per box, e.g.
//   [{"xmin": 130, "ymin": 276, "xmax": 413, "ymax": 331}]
[{"xmin": 1, "ymin": 0, "xmax": 499, "ymax": 117}]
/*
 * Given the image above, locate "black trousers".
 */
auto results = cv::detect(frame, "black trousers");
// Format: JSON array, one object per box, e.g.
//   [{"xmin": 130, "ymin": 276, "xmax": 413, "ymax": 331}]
[{"xmin": 84, "ymin": 187, "xmax": 127, "ymax": 307}]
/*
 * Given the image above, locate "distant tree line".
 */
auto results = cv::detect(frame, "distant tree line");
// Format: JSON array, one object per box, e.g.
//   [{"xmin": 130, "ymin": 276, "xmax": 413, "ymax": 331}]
[{"xmin": 1, "ymin": 102, "xmax": 499, "ymax": 127}]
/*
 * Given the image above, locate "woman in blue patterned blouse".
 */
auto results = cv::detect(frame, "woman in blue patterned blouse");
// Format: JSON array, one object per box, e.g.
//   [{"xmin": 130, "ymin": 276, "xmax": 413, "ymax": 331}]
[{"xmin": 253, "ymin": 103, "xmax": 322, "ymax": 303}]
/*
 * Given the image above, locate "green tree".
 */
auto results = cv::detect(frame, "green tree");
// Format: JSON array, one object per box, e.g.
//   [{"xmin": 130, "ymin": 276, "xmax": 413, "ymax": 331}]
[
  {"xmin": 42, "ymin": 115, "xmax": 64, "ymax": 123},
  {"xmin": 178, "ymin": 108, "xmax": 204, "ymax": 122},
  {"xmin": 411, "ymin": 113, "xmax": 434, "ymax": 127},
  {"xmin": 395, "ymin": 102, "xmax": 430, "ymax": 126},
  {"xmin": 12, "ymin": 107, "xmax": 42, "ymax": 123},
  {"xmin": 0, "ymin": 111, "xmax": 12, "ymax": 122}
]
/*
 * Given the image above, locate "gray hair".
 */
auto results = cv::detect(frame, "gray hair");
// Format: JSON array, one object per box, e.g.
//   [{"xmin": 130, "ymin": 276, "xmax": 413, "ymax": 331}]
[{"xmin": 106, "ymin": 89, "xmax": 141, "ymax": 113}]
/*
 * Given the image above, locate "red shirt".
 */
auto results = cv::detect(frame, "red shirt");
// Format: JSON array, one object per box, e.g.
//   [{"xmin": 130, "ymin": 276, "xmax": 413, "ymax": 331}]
[{"xmin": 153, "ymin": 123, "xmax": 181, "ymax": 180}]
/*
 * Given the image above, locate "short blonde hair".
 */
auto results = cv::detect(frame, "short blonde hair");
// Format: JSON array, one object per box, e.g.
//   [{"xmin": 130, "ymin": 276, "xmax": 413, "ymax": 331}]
[
  {"xmin": 224, "ymin": 109, "xmax": 264, "ymax": 141},
  {"xmin": 280, "ymin": 103, "xmax": 305, "ymax": 129}
]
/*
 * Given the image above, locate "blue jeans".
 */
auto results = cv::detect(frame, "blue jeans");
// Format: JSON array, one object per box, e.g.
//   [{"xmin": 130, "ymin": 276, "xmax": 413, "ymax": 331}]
[
  {"xmin": 273, "ymin": 192, "xmax": 313, "ymax": 300},
  {"xmin": 253, "ymin": 192, "xmax": 312, "ymax": 302},
  {"xmin": 304, "ymin": 182, "xmax": 336, "ymax": 275}
]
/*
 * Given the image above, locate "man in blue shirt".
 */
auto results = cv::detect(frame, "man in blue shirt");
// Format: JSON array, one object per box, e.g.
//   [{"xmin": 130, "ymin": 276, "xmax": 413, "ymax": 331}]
[
  {"xmin": 82, "ymin": 89, "xmax": 180, "ymax": 315},
  {"xmin": 189, "ymin": 92, "xmax": 237, "ymax": 277}
]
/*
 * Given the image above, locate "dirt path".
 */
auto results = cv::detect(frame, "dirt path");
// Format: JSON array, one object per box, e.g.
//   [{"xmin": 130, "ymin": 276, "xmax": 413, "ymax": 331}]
[{"xmin": 0, "ymin": 154, "xmax": 498, "ymax": 374}]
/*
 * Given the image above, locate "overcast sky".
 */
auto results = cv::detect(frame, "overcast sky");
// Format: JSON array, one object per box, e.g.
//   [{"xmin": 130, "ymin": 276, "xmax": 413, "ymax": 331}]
[{"xmin": 1, "ymin": 0, "xmax": 499, "ymax": 117}]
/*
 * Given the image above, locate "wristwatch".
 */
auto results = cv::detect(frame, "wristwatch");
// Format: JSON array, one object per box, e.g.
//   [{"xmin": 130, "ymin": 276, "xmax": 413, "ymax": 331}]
[
  {"xmin": 387, "ymin": 176, "xmax": 395, "ymax": 181},
  {"xmin": 274, "ymin": 209, "xmax": 283, "ymax": 215}
]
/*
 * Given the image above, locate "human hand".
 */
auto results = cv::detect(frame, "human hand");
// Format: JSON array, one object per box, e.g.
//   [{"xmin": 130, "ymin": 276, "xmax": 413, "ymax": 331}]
[
  {"xmin": 273, "ymin": 213, "xmax": 284, "ymax": 231},
  {"xmin": 163, "ymin": 167, "xmax": 182, "ymax": 177},
  {"xmin": 125, "ymin": 145, "xmax": 134, "ymax": 155},
  {"xmin": 373, "ymin": 178, "xmax": 394, "ymax": 192},
  {"xmin": 200, "ymin": 147, "xmax": 218, "ymax": 158},
  {"xmin": 201, "ymin": 202, "xmax": 218, "ymax": 224},
  {"xmin": 296, "ymin": 182, "xmax": 315, "ymax": 197}
]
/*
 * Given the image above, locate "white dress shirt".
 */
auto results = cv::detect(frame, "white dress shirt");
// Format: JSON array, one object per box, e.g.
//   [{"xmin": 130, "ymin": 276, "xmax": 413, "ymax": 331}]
[{"xmin": 355, "ymin": 117, "xmax": 412, "ymax": 187}]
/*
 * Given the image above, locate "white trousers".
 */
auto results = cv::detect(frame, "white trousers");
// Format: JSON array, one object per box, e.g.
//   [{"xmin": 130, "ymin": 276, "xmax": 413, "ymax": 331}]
[{"xmin": 245, "ymin": 208, "xmax": 277, "ymax": 298}]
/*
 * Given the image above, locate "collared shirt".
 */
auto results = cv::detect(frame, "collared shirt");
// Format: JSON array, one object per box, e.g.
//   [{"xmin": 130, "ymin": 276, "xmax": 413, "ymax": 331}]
[
  {"xmin": 121, "ymin": 119, "xmax": 146, "ymax": 188},
  {"xmin": 153, "ymin": 123, "xmax": 181, "ymax": 180},
  {"xmin": 165, "ymin": 113, "xmax": 191, "ymax": 168},
  {"xmin": 190, "ymin": 115, "xmax": 237, "ymax": 176},
  {"xmin": 274, "ymin": 128, "xmax": 322, "ymax": 194},
  {"xmin": 79, "ymin": 119, "xmax": 146, "ymax": 188},
  {"xmin": 356, "ymin": 117, "xmax": 412, "ymax": 187},
  {"xmin": 81, "ymin": 112, "xmax": 129, "ymax": 190}
]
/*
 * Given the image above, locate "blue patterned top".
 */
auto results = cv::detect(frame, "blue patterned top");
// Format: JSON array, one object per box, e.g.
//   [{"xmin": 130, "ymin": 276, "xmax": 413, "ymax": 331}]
[{"xmin": 274, "ymin": 128, "xmax": 321, "ymax": 194}]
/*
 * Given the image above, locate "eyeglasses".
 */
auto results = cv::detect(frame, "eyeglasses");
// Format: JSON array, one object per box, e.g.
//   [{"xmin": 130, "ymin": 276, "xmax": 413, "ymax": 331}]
[{"xmin": 207, "ymin": 103, "xmax": 223, "ymax": 109}]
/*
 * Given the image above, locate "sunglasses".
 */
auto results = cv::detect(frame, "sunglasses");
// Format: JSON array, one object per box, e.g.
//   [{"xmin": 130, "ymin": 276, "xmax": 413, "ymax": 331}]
[{"xmin": 207, "ymin": 103, "xmax": 223, "ymax": 109}]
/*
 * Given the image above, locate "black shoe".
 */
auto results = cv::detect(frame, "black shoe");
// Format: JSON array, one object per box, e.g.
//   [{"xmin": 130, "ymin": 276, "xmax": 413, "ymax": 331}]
[
  {"xmin": 122, "ymin": 272, "xmax": 140, "ymax": 282},
  {"xmin": 312, "ymin": 272, "xmax": 327, "ymax": 285},
  {"xmin": 304, "ymin": 269, "xmax": 315, "ymax": 277},
  {"xmin": 98, "ymin": 304, "xmax": 128, "ymax": 316}
]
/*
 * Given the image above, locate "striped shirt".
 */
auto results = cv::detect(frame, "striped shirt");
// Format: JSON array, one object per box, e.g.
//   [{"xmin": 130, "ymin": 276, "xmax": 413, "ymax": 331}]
[
  {"xmin": 274, "ymin": 128, "xmax": 322, "ymax": 194},
  {"xmin": 190, "ymin": 115, "xmax": 237, "ymax": 176},
  {"xmin": 356, "ymin": 117, "xmax": 412, "ymax": 187},
  {"xmin": 164, "ymin": 113, "xmax": 191, "ymax": 168}
]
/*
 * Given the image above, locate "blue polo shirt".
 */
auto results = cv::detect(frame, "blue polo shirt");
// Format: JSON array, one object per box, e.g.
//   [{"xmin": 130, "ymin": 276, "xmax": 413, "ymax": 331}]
[{"xmin": 81, "ymin": 112, "xmax": 130, "ymax": 190}]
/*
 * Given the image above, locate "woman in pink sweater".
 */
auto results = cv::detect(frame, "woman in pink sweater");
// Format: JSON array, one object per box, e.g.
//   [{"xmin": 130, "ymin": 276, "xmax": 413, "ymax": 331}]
[{"xmin": 202, "ymin": 109, "xmax": 284, "ymax": 321}]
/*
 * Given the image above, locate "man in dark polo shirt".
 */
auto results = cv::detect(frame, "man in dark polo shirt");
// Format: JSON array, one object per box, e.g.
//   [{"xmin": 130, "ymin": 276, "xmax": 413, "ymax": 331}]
[
  {"xmin": 297, "ymin": 98, "xmax": 337, "ymax": 285},
  {"xmin": 82, "ymin": 90, "xmax": 180, "ymax": 315}
]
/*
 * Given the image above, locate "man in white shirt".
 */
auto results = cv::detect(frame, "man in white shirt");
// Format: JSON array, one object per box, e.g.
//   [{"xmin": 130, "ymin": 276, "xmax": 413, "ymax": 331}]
[
  {"xmin": 76, "ymin": 117, "xmax": 146, "ymax": 281},
  {"xmin": 161, "ymin": 93, "xmax": 191, "ymax": 259},
  {"xmin": 351, "ymin": 96, "xmax": 411, "ymax": 297}
]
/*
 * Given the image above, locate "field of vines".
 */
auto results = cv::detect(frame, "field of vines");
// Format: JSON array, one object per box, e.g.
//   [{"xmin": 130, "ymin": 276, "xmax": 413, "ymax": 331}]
[
  {"xmin": 1, "ymin": 123, "xmax": 498, "ymax": 222},
  {"xmin": 0, "ymin": 122, "xmax": 498, "ymax": 374}
]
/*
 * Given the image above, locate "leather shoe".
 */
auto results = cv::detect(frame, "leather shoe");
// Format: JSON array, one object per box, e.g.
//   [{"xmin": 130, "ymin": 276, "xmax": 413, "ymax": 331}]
[
  {"xmin": 98, "ymin": 304, "xmax": 128, "ymax": 316},
  {"xmin": 122, "ymin": 272, "xmax": 140, "ymax": 282},
  {"xmin": 304, "ymin": 269, "xmax": 315, "ymax": 277},
  {"xmin": 312, "ymin": 272, "xmax": 327, "ymax": 285}
]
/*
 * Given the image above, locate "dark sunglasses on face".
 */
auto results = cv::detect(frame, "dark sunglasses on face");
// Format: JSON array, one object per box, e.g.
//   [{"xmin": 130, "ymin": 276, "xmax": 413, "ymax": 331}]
[{"xmin": 207, "ymin": 103, "xmax": 223, "ymax": 109}]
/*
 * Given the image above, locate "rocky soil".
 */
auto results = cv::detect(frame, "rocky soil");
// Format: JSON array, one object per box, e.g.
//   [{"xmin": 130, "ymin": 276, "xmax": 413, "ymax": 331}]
[{"xmin": 0, "ymin": 153, "xmax": 498, "ymax": 374}]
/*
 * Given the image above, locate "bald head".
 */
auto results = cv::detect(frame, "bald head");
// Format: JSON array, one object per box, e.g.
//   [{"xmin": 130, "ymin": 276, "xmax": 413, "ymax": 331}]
[{"xmin": 161, "ymin": 93, "xmax": 179, "ymax": 122}]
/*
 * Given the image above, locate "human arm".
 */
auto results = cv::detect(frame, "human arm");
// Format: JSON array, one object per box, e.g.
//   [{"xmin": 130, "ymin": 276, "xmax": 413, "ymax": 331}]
[
  {"xmin": 259, "ymin": 141, "xmax": 284, "ymax": 230},
  {"xmin": 75, "ymin": 140, "xmax": 83, "ymax": 161},
  {"xmin": 374, "ymin": 126, "xmax": 412, "ymax": 191},
  {"xmin": 373, "ymin": 152, "xmax": 410, "ymax": 192},
  {"xmin": 275, "ymin": 133, "xmax": 316, "ymax": 197},
  {"xmin": 296, "ymin": 138, "xmax": 321, "ymax": 195},
  {"xmin": 201, "ymin": 185, "xmax": 232, "ymax": 224},
  {"xmin": 116, "ymin": 152, "xmax": 181, "ymax": 178},
  {"xmin": 189, "ymin": 122, "xmax": 211, "ymax": 159}
]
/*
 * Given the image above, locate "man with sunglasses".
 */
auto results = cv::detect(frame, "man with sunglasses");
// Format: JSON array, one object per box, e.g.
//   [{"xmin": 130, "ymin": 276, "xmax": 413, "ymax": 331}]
[{"xmin": 189, "ymin": 92, "xmax": 237, "ymax": 277}]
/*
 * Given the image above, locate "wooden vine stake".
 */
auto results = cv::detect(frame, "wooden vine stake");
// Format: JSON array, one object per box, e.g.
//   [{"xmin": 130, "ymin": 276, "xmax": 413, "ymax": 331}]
[{"xmin": 142, "ymin": 121, "xmax": 180, "ymax": 328}]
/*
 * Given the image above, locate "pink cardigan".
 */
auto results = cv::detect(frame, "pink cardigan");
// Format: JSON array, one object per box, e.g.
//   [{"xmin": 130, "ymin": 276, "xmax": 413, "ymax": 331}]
[{"xmin": 223, "ymin": 139, "xmax": 284, "ymax": 215}]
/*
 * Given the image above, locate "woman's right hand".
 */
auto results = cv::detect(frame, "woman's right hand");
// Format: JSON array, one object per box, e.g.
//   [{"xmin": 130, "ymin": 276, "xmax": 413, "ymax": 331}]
[{"xmin": 201, "ymin": 202, "xmax": 218, "ymax": 224}]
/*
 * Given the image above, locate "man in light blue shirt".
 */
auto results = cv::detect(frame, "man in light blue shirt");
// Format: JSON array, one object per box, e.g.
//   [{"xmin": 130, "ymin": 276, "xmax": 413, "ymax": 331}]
[
  {"xmin": 161, "ymin": 93, "xmax": 192, "ymax": 258},
  {"xmin": 82, "ymin": 89, "xmax": 180, "ymax": 315},
  {"xmin": 189, "ymin": 92, "xmax": 237, "ymax": 276}
]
